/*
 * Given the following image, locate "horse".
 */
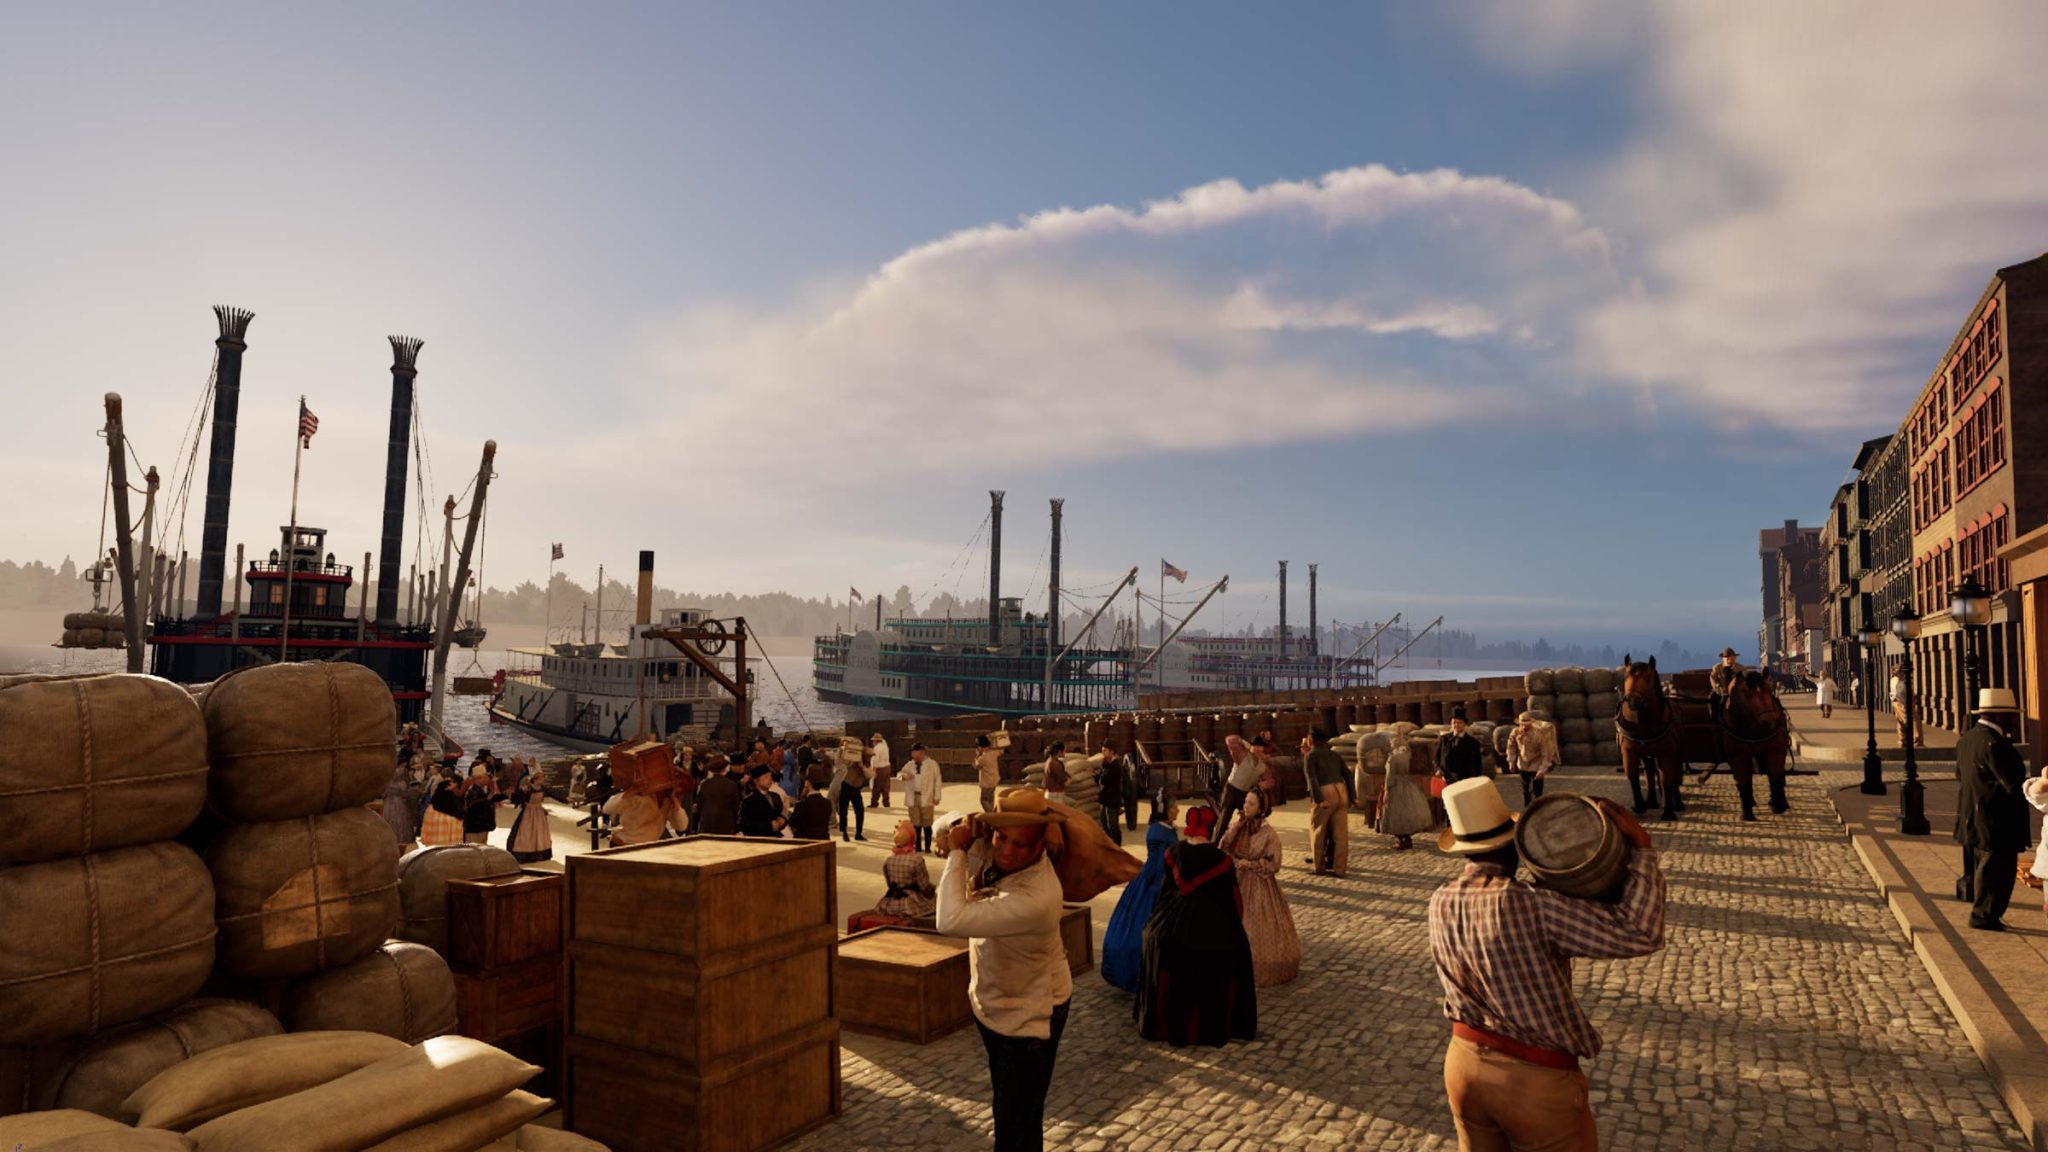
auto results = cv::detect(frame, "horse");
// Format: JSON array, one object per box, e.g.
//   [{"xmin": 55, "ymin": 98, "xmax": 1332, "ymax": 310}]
[
  {"xmin": 1721, "ymin": 670, "xmax": 1790, "ymax": 820},
  {"xmin": 1616, "ymin": 655, "xmax": 1685, "ymax": 820}
]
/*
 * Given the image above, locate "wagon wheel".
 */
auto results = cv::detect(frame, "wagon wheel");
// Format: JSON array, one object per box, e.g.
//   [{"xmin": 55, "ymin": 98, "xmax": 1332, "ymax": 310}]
[{"xmin": 695, "ymin": 618, "xmax": 730, "ymax": 656}]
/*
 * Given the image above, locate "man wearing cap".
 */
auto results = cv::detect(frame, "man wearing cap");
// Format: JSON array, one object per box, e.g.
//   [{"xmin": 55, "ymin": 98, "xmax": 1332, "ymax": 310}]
[
  {"xmin": 937, "ymin": 789, "xmax": 1072, "ymax": 1152},
  {"xmin": 1429, "ymin": 778, "xmax": 1664, "ymax": 1150},
  {"xmin": 1709, "ymin": 648, "xmax": 1742, "ymax": 723},
  {"xmin": 1954, "ymin": 688, "xmax": 2029, "ymax": 931}
]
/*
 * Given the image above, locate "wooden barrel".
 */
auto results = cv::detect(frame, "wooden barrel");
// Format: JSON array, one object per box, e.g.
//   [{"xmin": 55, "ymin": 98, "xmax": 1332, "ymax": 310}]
[{"xmin": 1516, "ymin": 794, "xmax": 1629, "ymax": 901}]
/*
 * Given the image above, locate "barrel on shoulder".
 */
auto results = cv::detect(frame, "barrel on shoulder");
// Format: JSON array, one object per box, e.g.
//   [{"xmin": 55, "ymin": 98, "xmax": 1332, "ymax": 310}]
[{"xmin": 1515, "ymin": 793, "xmax": 1630, "ymax": 903}]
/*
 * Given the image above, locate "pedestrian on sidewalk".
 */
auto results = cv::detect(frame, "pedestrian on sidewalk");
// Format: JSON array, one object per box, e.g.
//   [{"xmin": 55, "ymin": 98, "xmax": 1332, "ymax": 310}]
[
  {"xmin": 1430, "ymin": 778, "xmax": 1665, "ymax": 1152},
  {"xmin": 1302, "ymin": 728, "xmax": 1350, "ymax": 877},
  {"xmin": 2020, "ymin": 758, "xmax": 2048, "ymax": 927},
  {"xmin": 869, "ymin": 732, "xmax": 894, "ymax": 809},
  {"xmin": 936, "ymin": 790, "xmax": 1072, "ymax": 1152},
  {"xmin": 1889, "ymin": 670, "xmax": 1919, "ymax": 748},
  {"xmin": 1849, "ymin": 673, "xmax": 1862, "ymax": 709},
  {"xmin": 1955, "ymin": 688, "xmax": 2029, "ymax": 931},
  {"xmin": 1710, "ymin": 648, "xmax": 1742, "ymax": 724},
  {"xmin": 1815, "ymin": 670, "xmax": 1837, "ymax": 720}
]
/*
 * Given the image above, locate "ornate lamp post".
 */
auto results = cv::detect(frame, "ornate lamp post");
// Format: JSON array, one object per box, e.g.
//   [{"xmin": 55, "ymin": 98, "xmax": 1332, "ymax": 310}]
[
  {"xmin": 1952, "ymin": 576, "xmax": 1992, "ymax": 729},
  {"xmin": 1859, "ymin": 623, "xmax": 1886, "ymax": 796},
  {"xmin": 1894, "ymin": 606, "xmax": 1928, "ymax": 835}
]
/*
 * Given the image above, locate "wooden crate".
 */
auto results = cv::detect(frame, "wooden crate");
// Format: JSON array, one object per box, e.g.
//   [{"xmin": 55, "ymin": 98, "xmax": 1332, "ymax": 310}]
[
  {"xmin": 835, "ymin": 928, "xmax": 972, "ymax": 1044},
  {"xmin": 446, "ymin": 869, "xmax": 563, "ymax": 975},
  {"xmin": 565, "ymin": 926, "xmax": 834, "ymax": 1068},
  {"xmin": 454, "ymin": 954, "xmax": 560, "ymax": 1042},
  {"xmin": 565, "ymin": 837, "xmax": 837, "ymax": 962},
  {"xmin": 1060, "ymin": 904, "xmax": 1094, "ymax": 976},
  {"xmin": 564, "ymin": 1021, "xmax": 840, "ymax": 1152}
]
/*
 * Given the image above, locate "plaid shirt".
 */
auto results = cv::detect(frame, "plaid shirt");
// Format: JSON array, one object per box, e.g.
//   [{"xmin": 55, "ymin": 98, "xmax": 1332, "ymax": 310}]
[{"xmin": 1427, "ymin": 848, "xmax": 1665, "ymax": 1058}]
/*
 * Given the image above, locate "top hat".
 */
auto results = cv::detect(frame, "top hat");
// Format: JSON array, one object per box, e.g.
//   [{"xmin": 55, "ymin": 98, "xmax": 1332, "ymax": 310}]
[
  {"xmin": 1979, "ymin": 687, "xmax": 2020, "ymax": 713},
  {"xmin": 1721, "ymin": 648, "xmax": 1739, "ymax": 659},
  {"xmin": 980, "ymin": 787, "xmax": 1065, "ymax": 828},
  {"xmin": 1450, "ymin": 707, "xmax": 1469, "ymax": 723},
  {"xmin": 1438, "ymin": 778, "xmax": 1518, "ymax": 855}
]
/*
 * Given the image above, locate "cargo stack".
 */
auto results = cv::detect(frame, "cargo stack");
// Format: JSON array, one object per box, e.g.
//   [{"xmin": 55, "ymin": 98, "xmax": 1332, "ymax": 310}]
[
  {"xmin": 562, "ymin": 837, "xmax": 840, "ymax": 1152},
  {"xmin": 0, "ymin": 674, "xmax": 234, "ymax": 1117},
  {"xmin": 445, "ymin": 868, "xmax": 566, "ymax": 1096},
  {"xmin": 1523, "ymin": 667, "xmax": 1621, "ymax": 766}
]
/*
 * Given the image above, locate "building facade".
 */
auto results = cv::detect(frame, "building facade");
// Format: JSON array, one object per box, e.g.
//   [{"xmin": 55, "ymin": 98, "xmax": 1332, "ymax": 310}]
[{"xmin": 1759, "ymin": 520, "xmax": 1824, "ymax": 673}]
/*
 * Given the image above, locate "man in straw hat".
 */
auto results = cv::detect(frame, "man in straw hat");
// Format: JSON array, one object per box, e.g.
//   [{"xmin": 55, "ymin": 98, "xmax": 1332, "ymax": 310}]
[
  {"xmin": 1954, "ymin": 687, "xmax": 2029, "ymax": 931},
  {"xmin": 1708, "ymin": 647, "xmax": 1743, "ymax": 723},
  {"xmin": 1428, "ymin": 778, "xmax": 1664, "ymax": 1150},
  {"xmin": 937, "ymin": 788, "xmax": 1073, "ymax": 1152}
]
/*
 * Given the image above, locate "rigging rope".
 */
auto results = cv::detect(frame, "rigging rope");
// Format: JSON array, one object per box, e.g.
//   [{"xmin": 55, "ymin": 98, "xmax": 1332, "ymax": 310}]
[{"xmin": 742, "ymin": 619, "xmax": 813, "ymax": 734}]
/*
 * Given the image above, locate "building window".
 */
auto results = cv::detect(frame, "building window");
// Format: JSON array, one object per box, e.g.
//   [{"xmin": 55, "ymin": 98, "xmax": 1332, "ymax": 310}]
[{"xmin": 1954, "ymin": 382, "xmax": 2007, "ymax": 497}]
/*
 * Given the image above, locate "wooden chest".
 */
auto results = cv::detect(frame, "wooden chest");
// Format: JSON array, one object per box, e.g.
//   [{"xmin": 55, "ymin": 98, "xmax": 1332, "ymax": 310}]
[
  {"xmin": 454, "ymin": 954, "xmax": 560, "ymax": 1042},
  {"xmin": 565, "ymin": 837, "xmax": 837, "ymax": 962},
  {"xmin": 1060, "ymin": 904, "xmax": 1093, "ymax": 976},
  {"xmin": 607, "ymin": 737, "xmax": 677, "ymax": 793},
  {"xmin": 446, "ymin": 869, "xmax": 563, "ymax": 974},
  {"xmin": 835, "ymin": 928, "xmax": 972, "ymax": 1044},
  {"xmin": 564, "ymin": 1021, "xmax": 840, "ymax": 1152}
]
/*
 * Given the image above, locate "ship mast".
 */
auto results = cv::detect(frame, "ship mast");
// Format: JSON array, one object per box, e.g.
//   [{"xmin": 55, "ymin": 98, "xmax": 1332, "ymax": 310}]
[{"xmin": 431, "ymin": 440, "xmax": 496, "ymax": 728}]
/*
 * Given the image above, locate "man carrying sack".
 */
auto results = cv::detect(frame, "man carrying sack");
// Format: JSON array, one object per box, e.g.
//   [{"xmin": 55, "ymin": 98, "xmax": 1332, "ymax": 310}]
[
  {"xmin": 937, "ymin": 789, "xmax": 1074, "ymax": 1152},
  {"xmin": 1429, "ymin": 778, "xmax": 1665, "ymax": 1151}
]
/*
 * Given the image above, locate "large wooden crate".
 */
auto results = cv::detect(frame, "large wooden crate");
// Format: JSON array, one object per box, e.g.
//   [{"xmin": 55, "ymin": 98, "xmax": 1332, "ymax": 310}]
[
  {"xmin": 446, "ymin": 869, "xmax": 563, "ymax": 974},
  {"xmin": 565, "ymin": 837, "xmax": 836, "ymax": 962},
  {"xmin": 835, "ymin": 928, "xmax": 971, "ymax": 1044},
  {"xmin": 1060, "ymin": 904, "xmax": 1094, "ymax": 976},
  {"xmin": 454, "ymin": 954, "xmax": 560, "ymax": 1042},
  {"xmin": 565, "ymin": 925, "xmax": 834, "ymax": 1067},
  {"xmin": 564, "ymin": 1021, "xmax": 840, "ymax": 1152}
]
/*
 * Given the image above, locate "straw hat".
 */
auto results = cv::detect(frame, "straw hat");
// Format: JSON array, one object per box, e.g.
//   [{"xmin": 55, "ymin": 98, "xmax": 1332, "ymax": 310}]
[
  {"xmin": 1979, "ymin": 687, "xmax": 2020, "ymax": 713},
  {"xmin": 1438, "ymin": 778, "xmax": 1518, "ymax": 855},
  {"xmin": 1721, "ymin": 647, "xmax": 1739, "ymax": 659},
  {"xmin": 980, "ymin": 787, "xmax": 1065, "ymax": 828},
  {"xmin": 1516, "ymin": 711, "xmax": 1536, "ymax": 725}
]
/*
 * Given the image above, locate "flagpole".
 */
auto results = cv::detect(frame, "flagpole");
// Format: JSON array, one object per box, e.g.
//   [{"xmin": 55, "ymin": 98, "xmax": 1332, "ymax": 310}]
[{"xmin": 279, "ymin": 395, "xmax": 306, "ymax": 661}]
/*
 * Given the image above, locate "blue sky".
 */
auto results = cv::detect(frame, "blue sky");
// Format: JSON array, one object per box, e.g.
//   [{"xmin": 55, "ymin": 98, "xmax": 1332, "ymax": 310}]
[{"xmin": 5, "ymin": 3, "xmax": 2046, "ymax": 650}]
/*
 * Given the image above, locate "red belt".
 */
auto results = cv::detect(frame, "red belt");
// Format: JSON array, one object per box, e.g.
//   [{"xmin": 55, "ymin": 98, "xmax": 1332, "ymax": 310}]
[{"xmin": 1452, "ymin": 1022, "xmax": 1581, "ymax": 1071}]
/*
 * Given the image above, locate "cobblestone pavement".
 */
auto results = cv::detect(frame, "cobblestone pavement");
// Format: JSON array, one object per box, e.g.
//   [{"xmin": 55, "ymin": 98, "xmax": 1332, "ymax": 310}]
[{"xmin": 791, "ymin": 770, "xmax": 2029, "ymax": 1151}]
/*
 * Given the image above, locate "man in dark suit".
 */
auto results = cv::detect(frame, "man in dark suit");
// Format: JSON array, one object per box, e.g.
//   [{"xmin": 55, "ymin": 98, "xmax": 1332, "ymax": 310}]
[
  {"xmin": 693, "ymin": 754, "xmax": 743, "ymax": 836},
  {"xmin": 1954, "ymin": 688, "xmax": 2029, "ymax": 931},
  {"xmin": 1435, "ymin": 708, "xmax": 1486, "ymax": 786}
]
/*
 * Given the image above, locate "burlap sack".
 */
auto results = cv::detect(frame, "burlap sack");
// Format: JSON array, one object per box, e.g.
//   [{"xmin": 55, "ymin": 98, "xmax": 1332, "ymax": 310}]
[
  {"xmin": 24, "ymin": 999, "xmax": 279, "ymax": 1120},
  {"xmin": 1552, "ymin": 667, "xmax": 1586, "ymax": 695},
  {"xmin": 0, "ymin": 1108, "xmax": 131, "ymax": 1147},
  {"xmin": 279, "ymin": 942, "xmax": 456, "ymax": 1044},
  {"xmin": 205, "ymin": 808, "xmax": 401, "ymax": 981},
  {"xmin": 202, "ymin": 663, "xmax": 396, "ymax": 823},
  {"xmin": 0, "ymin": 844, "xmax": 216, "ymax": 1047},
  {"xmin": 513, "ymin": 1126, "xmax": 611, "ymax": 1151},
  {"xmin": 1555, "ymin": 694, "xmax": 1590, "ymax": 720},
  {"xmin": 1524, "ymin": 695, "xmax": 1558, "ymax": 721},
  {"xmin": 1584, "ymin": 667, "xmax": 1618, "ymax": 695},
  {"xmin": 1523, "ymin": 669, "xmax": 1554, "ymax": 696},
  {"xmin": 1558, "ymin": 718, "xmax": 1592, "ymax": 745},
  {"xmin": 0, "ymin": 673, "xmax": 209, "ymax": 866},
  {"xmin": 1587, "ymin": 692, "xmax": 1620, "ymax": 719},
  {"xmin": 1042, "ymin": 799, "xmax": 1141, "ymax": 902},
  {"xmin": 358, "ymin": 1090, "xmax": 551, "ymax": 1152},
  {"xmin": 124, "ymin": 1031, "xmax": 410, "ymax": 1132},
  {"xmin": 394, "ymin": 844, "xmax": 520, "ymax": 959},
  {"xmin": 185, "ymin": 1036, "xmax": 539, "ymax": 1152},
  {"xmin": 1562, "ymin": 742, "xmax": 1595, "ymax": 767},
  {"xmin": 1594, "ymin": 740, "xmax": 1622, "ymax": 765},
  {"xmin": 34, "ymin": 1128, "xmax": 193, "ymax": 1151}
]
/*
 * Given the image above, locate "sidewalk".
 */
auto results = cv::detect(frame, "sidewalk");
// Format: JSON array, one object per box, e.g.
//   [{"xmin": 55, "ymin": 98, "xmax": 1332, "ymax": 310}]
[
  {"xmin": 1834, "ymin": 778, "xmax": 2048, "ymax": 1151},
  {"xmin": 1784, "ymin": 695, "xmax": 1960, "ymax": 764}
]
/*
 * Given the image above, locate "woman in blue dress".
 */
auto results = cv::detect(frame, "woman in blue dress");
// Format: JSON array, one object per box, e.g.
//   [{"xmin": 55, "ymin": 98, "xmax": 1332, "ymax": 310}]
[{"xmin": 1102, "ymin": 788, "xmax": 1179, "ymax": 992}]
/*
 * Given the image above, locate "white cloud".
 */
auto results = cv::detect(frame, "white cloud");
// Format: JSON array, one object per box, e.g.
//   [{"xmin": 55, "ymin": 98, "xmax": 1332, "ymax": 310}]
[{"xmin": 634, "ymin": 164, "xmax": 1618, "ymax": 474}]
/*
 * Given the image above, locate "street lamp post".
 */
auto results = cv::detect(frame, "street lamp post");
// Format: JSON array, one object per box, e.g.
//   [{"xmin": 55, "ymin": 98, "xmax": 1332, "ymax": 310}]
[
  {"xmin": 1953, "ymin": 576, "xmax": 1992, "ymax": 731},
  {"xmin": 1859, "ymin": 624, "xmax": 1886, "ymax": 795},
  {"xmin": 1894, "ymin": 606, "xmax": 1928, "ymax": 835}
]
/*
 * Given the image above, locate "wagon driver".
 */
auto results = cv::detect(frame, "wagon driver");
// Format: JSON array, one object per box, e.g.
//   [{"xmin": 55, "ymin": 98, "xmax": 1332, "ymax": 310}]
[
  {"xmin": 1429, "ymin": 777, "xmax": 1666, "ymax": 1151},
  {"xmin": 937, "ymin": 789, "xmax": 1072, "ymax": 1152}
]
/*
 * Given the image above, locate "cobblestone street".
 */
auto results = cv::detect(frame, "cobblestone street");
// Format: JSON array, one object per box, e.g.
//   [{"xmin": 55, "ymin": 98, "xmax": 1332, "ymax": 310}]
[{"xmin": 793, "ymin": 770, "xmax": 2029, "ymax": 1151}]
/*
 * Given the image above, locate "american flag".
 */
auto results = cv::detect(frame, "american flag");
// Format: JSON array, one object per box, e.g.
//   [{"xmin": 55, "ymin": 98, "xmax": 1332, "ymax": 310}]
[
  {"xmin": 551, "ymin": 543, "xmax": 564, "ymax": 561},
  {"xmin": 297, "ymin": 400, "xmax": 319, "ymax": 449},
  {"xmin": 1161, "ymin": 559, "xmax": 1188, "ymax": 583},
  {"xmin": 850, "ymin": 587, "xmax": 863, "ymax": 601}
]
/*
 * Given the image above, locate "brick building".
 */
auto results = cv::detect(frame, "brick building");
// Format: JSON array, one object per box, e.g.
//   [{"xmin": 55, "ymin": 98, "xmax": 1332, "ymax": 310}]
[
  {"xmin": 1759, "ymin": 520, "xmax": 1824, "ymax": 673},
  {"xmin": 1818, "ymin": 435, "xmax": 1916, "ymax": 698}
]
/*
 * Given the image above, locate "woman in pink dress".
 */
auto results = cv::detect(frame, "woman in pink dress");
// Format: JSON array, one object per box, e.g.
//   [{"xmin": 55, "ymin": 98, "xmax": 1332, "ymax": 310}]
[{"xmin": 1217, "ymin": 791, "xmax": 1300, "ymax": 987}]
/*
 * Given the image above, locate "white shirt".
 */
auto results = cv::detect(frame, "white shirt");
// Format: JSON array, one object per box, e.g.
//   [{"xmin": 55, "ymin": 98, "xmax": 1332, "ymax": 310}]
[
  {"xmin": 1227, "ymin": 750, "xmax": 1265, "ymax": 792},
  {"xmin": 936, "ymin": 843, "xmax": 1071, "ymax": 1038},
  {"xmin": 1889, "ymin": 675, "xmax": 1904, "ymax": 705},
  {"xmin": 905, "ymin": 757, "xmax": 945, "ymax": 807},
  {"xmin": 870, "ymin": 739, "xmax": 892, "ymax": 778},
  {"xmin": 2023, "ymin": 774, "xmax": 2048, "ymax": 881}
]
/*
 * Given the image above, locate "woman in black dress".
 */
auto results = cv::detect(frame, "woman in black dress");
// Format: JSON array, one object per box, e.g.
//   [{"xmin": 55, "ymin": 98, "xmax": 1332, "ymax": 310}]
[{"xmin": 1136, "ymin": 804, "xmax": 1257, "ymax": 1047}]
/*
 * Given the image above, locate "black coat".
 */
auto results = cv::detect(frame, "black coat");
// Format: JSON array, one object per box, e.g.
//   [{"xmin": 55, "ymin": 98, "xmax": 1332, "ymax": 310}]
[
  {"xmin": 739, "ymin": 789, "xmax": 785, "ymax": 838},
  {"xmin": 695, "ymin": 773, "xmax": 742, "ymax": 836},
  {"xmin": 1954, "ymin": 721, "xmax": 2029, "ymax": 851},
  {"xmin": 789, "ymin": 794, "xmax": 833, "ymax": 840},
  {"xmin": 1435, "ymin": 732, "xmax": 1485, "ymax": 784}
]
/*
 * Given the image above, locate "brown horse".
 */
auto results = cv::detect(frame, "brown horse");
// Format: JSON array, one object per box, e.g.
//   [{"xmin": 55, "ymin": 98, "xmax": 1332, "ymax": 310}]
[
  {"xmin": 1617, "ymin": 655, "xmax": 1685, "ymax": 820},
  {"xmin": 1722, "ymin": 670, "xmax": 1790, "ymax": 820}
]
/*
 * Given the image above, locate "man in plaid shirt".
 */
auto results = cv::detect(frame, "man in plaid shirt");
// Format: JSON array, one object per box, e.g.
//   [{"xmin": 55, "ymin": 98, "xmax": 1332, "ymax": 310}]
[{"xmin": 1428, "ymin": 778, "xmax": 1664, "ymax": 1150}]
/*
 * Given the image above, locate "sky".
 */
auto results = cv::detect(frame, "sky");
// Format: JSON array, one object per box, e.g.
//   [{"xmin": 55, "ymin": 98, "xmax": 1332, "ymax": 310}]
[{"xmin": 5, "ymin": 2, "xmax": 2048, "ymax": 651}]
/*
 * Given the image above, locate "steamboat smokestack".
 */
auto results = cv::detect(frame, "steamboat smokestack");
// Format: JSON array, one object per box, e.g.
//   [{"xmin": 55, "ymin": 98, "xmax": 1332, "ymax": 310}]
[
  {"xmin": 375, "ymin": 336, "xmax": 422, "ymax": 623},
  {"xmin": 1048, "ymin": 499, "xmax": 1063, "ymax": 652},
  {"xmin": 1278, "ymin": 560, "xmax": 1289, "ymax": 660},
  {"xmin": 1308, "ymin": 563, "xmax": 1318, "ymax": 657},
  {"xmin": 636, "ymin": 550, "xmax": 655, "ymax": 626},
  {"xmin": 194, "ymin": 306, "xmax": 253, "ymax": 618},
  {"xmin": 988, "ymin": 490, "xmax": 1004, "ymax": 647}
]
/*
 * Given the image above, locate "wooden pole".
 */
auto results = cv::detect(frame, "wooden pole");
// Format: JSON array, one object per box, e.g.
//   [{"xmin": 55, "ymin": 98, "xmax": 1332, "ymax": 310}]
[
  {"xmin": 106, "ymin": 395, "xmax": 145, "ymax": 670},
  {"xmin": 432, "ymin": 441, "xmax": 496, "ymax": 729},
  {"xmin": 230, "ymin": 544, "xmax": 243, "ymax": 647},
  {"xmin": 359, "ymin": 551, "xmax": 371, "ymax": 643},
  {"xmin": 175, "ymin": 550, "xmax": 189, "ymax": 619},
  {"xmin": 279, "ymin": 397, "xmax": 309, "ymax": 661}
]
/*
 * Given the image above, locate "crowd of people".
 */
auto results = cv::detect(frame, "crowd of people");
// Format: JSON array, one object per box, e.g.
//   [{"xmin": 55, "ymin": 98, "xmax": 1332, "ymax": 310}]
[{"xmin": 380, "ymin": 732, "xmax": 555, "ymax": 862}]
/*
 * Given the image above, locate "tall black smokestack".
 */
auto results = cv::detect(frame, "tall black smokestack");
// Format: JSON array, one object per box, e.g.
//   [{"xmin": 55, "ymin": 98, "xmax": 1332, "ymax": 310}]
[
  {"xmin": 375, "ymin": 336, "xmax": 422, "ymax": 623},
  {"xmin": 1308, "ymin": 563, "xmax": 1319, "ymax": 657},
  {"xmin": 988, "ymin": 490, "xmax": 1004, "ymax": 647},
  {"xmin": 1278, "ymin": 560, "xmax": 1289, "ymax": 659},
  {"xmin": 1048, "ymin": 499, "xmax": 1063, "ymax": 652},
  {"xmin": 194, "ymin": 306, "xmax": 253, "ymax": 618}
]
